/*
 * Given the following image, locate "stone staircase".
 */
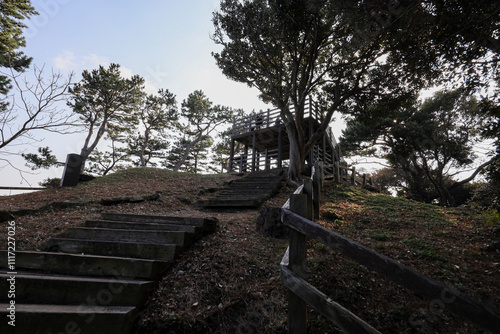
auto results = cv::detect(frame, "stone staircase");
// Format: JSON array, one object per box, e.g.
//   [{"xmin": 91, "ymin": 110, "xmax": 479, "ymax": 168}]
[
  {"xmin": 196, "ymin": 169, "xmax": 286, "ymax": 208},
  {"xmin": 0, "ymin": 212, "xmax": 217, "ymax": 334}
]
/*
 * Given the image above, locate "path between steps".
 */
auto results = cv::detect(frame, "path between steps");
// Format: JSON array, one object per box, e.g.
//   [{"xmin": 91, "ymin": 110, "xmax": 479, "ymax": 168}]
[
  {"xmin": 0, "ymin": 212, "xmax": 218, "ymax": 334},
  {"xmin": 196, "ymin": 169, "xmax": 286, "ymax": 208}
]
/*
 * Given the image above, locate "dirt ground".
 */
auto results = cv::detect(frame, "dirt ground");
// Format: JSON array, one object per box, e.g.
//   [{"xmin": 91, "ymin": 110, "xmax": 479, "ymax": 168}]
[{"xmin": 1, "ymin": 168, "xmax": 498, "ymax": 333}]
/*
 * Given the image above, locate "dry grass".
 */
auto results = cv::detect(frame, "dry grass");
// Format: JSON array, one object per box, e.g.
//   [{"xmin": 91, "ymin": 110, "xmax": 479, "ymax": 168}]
[{"xmin": 1, "ymin": 168, "xmax": 498, "ymax": 333}]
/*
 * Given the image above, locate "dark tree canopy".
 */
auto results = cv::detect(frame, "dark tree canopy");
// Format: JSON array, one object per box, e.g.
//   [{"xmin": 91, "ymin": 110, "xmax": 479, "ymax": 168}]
[
  {"xmin": 342, "ymin": 89, "xmax": 489, "ymax": 205},
  {"xmin": 213, "ymin": 0, "xmax": 420, "ymax": 180}
]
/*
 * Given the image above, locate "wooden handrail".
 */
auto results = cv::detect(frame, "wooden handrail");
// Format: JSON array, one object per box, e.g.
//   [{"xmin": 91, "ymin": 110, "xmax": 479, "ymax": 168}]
[{"xmin": 232, "ymin": 96, "xmax": 320, "ymax": 136}]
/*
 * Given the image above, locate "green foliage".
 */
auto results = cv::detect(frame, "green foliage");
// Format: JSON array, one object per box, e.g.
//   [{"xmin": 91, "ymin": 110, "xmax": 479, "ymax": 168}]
[
  {"xmin": 22, "ymin": 147, "xmax": 62, "ymax": 170},
  {"xmin": 170, "ymin": 90, "xmax": 236, "ymax": 172},
  {"xmin": 401, "ymin": 237, "xmax": 447, "ymax": 262},
  {"xmin": 165, "ymin": 135, "xmax": 213, "ymax": 174},
  {"xmin": 482, "ymin": 208, "xmax": 500, "ymax": 227},
  {"xmin": 39, "ymin": 177, "xmax": 61, "ymax": 188},
  {"xmin": 86, "ymin": 135, "xmax": 131, "ymax": 176},
  {"xmin": 68, "ymin": 63, "xmax": 145, "ymax": 170},
  {"xmin": 127, "ymin": 89, "xmax": 177, "ymax": 167},
  {"xmin": 0, "ymin": 0, "xmax": 37, "ymax": 98},
  {"xmin": 342, "ymin": 89, "xmax": 484, "ymax": 206}
]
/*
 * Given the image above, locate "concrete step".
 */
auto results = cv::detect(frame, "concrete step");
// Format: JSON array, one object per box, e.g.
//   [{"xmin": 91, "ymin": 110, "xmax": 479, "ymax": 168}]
[
  {"xmin": 0, "ymin": 272, "xmax": 154, "ymax": 306},
  {"xmin": 44, "ymin": 238, "xmax": 180, "ymax": 261},
  {"xmin": 0, "ymin": 304, "xmax": 136, "ymax": 334},
  {"xmin": 84, "ymin": 219, "xmax": 199, "ymax": 234},
  {"xmin": 0, "ymin": 250, "xmax": 169, "ymax": 280},
  {"xmin": 61, "ymin": 227, "xmax": 192, "ymax": 246},
  {"xmin": 100, "ymin": 213, "xmax": 218, "ymax": 233}
]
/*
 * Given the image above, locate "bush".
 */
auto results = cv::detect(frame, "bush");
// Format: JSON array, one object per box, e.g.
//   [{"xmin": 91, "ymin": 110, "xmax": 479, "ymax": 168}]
[{"xmin": 39, "ymin": 178, "xmax": 61, "ymax": 188}]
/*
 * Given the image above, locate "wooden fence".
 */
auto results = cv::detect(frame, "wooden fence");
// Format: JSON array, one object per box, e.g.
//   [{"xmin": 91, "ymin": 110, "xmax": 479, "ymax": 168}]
[
  {"xmin": 280, "ymin": 163, "xmax": 500, "ymax": 333},
  {"xmin": 323, "ymin": 161, "xmax": 374, "ymax": 187},
  {"xmin": 232, "ymin": 97, "xmax": 323, "ymax": 136}
]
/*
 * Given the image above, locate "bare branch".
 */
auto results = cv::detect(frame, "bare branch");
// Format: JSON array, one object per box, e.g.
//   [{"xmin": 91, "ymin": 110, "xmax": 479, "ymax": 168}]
[{"xmin": 0, "ymin": 65, "xmax": 78, "ymax": 153}]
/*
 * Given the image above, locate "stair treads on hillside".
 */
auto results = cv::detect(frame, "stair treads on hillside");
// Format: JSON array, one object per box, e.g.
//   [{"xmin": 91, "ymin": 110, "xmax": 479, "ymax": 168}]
[
  {"xmin": 0, "ymin": 272, "xmax": 153, "ymax": 306},
  {"xmin": 197, "ymin": 169, "xmax": 285, "ymax": 208},
  {"xmin": 0, "ymin": 212, "xmax": 218, "ymax": 334},
  {"xmin": 0, "ymin": 304, "xmax": 136, "ymax": 334},
  {"xmin": 44, "ymin": 238, "xmax": 180, "ymax": 261},
  {"xmin": 61, "ymin": 227, "xmax": 193, "ymax": 246},
  {"xmin": 0, "ymin": 250, "xmax": 169, "ymax": 280},
  {"xmin": 84, "ymin": 219, "xmax": 199, "ymax": 234},
  {"xmin": 100, "ymin": 212, "xmax": 218, "ymax": 233}
]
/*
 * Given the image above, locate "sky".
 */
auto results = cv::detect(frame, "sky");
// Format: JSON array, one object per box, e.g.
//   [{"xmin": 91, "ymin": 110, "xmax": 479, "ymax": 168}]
[{"xmin": 3, "ymin": 0, "xmax": 349, "ymax": 195}]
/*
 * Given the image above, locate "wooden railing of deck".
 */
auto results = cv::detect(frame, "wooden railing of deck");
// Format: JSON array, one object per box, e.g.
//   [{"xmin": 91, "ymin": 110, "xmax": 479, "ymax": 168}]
[
  {"xmin": 280, "ymin": 164, "xmax": 500, "ymax": 333},
  {"xmin": 232, "ymin": 97, "xmax": 324, "ymax": 136}
]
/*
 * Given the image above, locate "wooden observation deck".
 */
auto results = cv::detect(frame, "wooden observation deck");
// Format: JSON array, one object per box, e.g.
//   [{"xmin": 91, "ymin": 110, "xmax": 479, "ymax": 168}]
[{"xmin": 228, "ymin": 99, "xmax": 343, "ymax": 173}]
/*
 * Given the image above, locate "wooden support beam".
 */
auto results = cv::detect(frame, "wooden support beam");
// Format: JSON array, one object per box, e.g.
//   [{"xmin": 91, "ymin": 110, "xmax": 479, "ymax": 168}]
[
  {"xmin": 252, "ymin": 133, "xmax": 257, "ymax": 172},
  {"xmin": 265, "ymin": 149, "xmax": 270, "ymax": 170},
  {"xmin": 335, "ymin": 162, "xmax": 340, "ymax": 184},
  {"xmin": 228, "ymin": 138, "xmax": 235, "ymax": 172}
]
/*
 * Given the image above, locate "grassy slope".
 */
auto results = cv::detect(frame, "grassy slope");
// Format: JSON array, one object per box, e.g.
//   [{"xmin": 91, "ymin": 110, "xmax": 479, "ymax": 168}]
[{"xmin": 1, "ymin": 168, "xmax": 499, "ymax": 333}]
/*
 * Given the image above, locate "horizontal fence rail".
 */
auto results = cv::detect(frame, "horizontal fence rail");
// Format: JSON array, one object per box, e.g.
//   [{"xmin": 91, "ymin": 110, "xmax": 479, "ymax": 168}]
[{"xmin": 0, "ymin": 186, "xmax": 46, "ymax": 191}]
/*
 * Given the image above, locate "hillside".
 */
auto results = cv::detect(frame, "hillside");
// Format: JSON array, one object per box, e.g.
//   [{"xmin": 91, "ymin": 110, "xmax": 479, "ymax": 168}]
[{"xmin": 0, "ymin": 168, "xmax": 498, "ymax": 333}]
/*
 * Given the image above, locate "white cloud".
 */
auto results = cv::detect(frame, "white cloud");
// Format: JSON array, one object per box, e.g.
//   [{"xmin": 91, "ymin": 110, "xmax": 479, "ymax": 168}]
[
  {"xmin": 82, "ymin": 54, "xmax": 110, "ymax": 70},
  {"xmin": 53, "ymin": 50, "xmax": 77, "ymax": 70},
  {"xmin": 52, "ymin": 51, "xmax": 110, "ymax": 73}
]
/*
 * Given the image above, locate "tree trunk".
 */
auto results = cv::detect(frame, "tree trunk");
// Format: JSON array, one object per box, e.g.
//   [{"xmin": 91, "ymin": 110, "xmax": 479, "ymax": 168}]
[
  {"xmin": 139, "ymin": 129, "xmax": 150, "ymax": 167},
  {"xmin": 79, "ymin": 116, "xmax": 108, "ymax": 174},
  {"xmin": 173, "ymin": 134, "xmax": 203, "ymax": 172},
  {"xmin": 286, "ymin": 123, "xmax": 306, "ymax": 181}
]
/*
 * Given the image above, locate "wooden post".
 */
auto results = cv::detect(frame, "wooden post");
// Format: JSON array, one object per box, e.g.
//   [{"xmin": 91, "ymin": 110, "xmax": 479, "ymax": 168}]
[
  {"xmin": 267, "ymin": 108, "xmax": 271, "ymax": 128},
  {"xmin": 363, "ymin": 173, "xmax": 367, "ymax": 187},
  {"xmin": 303, "ymin": 179, "xmax": 314, "ymax": 221},
  {"xmin": 288, "ymin": 193, "xmax": 310, "ymax": 334},
  {"xmin": 351, "ymin": 166, "xmax": 356, "ymax": 185},
  {"xmin": 265, "ymin": 149, "xmax": 270, "ymax": 170},
  {"xmin": 252, "ymin": 133, "xmax": 257, "ymax": 172},
  {"xmin": 228, "ymin": 138, "xmax": 235, "ymax": 172},
  {"xmin": 335, "ymin": 161, "xmax": 340, "ymax": 184},
  {"xmin": 243, "ymin": 145, "xmax": 249, "ymax": 172}
]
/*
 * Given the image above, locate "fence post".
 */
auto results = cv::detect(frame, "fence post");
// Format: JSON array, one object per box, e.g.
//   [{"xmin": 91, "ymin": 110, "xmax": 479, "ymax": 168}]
[
  {"xmin": 288, "ymin": 193, "xmax": 310, "ymax": 334},
  {"xmin": 362, "ymin": 173, "xmax": 367, "ymax": 187},
  {"xmin": 303, "ymin": 179, "xmax": 314, "ymax": 221},
  {"xmin": 351, "ymin": 166, "xmax": 356, "ymax": 185}
]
